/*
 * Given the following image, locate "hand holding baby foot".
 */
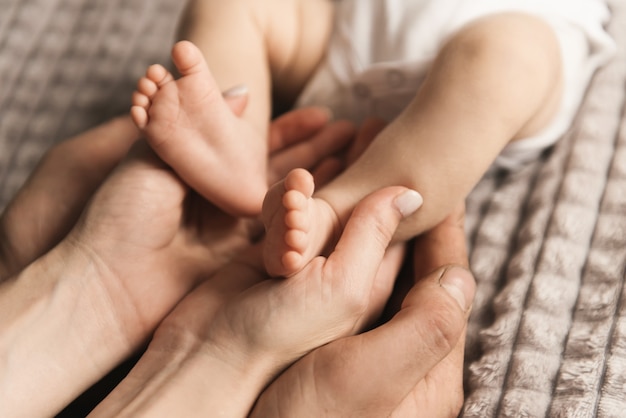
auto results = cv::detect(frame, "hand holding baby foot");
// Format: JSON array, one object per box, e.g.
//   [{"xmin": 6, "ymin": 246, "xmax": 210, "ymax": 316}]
[
  {"xmin": 262, "ymin": 117, "xmax": 388, "ymax": 278},
  {"xmin": 89, "ymin": 186, "xmax": 418, "ymax": 418},
  {"xmin": 0, "ymin": 102, "xmax": 355, "ymax": 417},
  {"xmin": 131, "ymin": 40, "xmax": 267, "ymax": 216}
]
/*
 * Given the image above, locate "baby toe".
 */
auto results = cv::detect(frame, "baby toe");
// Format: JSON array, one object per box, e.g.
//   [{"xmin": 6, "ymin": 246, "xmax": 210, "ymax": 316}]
[{"xmin": 285, "ymin": 229, "xmax": 307, "ymax": 252}]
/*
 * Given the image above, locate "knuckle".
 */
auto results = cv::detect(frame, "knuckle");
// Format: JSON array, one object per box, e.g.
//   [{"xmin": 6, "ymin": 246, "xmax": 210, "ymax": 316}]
[
  {"xmin": 419, "ymin": 304, "xmax": 462, "ymax": 356},
  {"xmin": 427, "ymin": 320, "xmax": 456, "ymax": 356}
]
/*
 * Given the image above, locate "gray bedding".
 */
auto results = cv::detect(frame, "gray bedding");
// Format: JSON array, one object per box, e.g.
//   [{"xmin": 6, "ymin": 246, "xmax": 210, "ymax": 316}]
[
  {"xmin": 1, "ymin": 0, "xmax": 624, "ymax": 416},
  {"xmin": 463, "ymin": 2, "xmax": 626, "ymax": 415}
]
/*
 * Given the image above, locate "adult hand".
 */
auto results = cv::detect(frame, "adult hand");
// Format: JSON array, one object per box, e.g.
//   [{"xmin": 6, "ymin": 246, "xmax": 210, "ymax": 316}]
[
  {"xmin": 89, "ymin": 184, "xmax": 420, "ymax": 417},
  {"xmin": 0, "ymin": 116, "xmax": 140, "ymax": 280},
  {"xmin": 62, "ymin": 105, "xmax": 355, "ymax": 340},
  {"xmin": 0, "ymin": 96, "xmax": 353, "ymax": 283},
  {"xmin": 250, "ymin": 117, "xmax": 473, "ymax": 418},
  {"xmin": 89, "ymin": 117, "xmax": 472, "ymax": 418},
  {"xmin": 251, "ymin": 205, "xmax": 474, "ymax": 417},
  {"xmin": 0, "ymin": 105, "xmax": 354, "ymax": 418}
]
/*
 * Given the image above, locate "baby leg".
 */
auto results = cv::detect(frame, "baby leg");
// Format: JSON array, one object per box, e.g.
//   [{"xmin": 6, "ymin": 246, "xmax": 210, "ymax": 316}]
[
  {"xmin": 264, "ymin": 12, "xmax": 564, "ymax": 273},
  {"xmin": 316, "ymin": 12, "xmax": 563, "ymax": 240},
  {"xmin": 262, "ymin": 168, "xmax": 340, "ymax": 277},
  {"xmin": 132, "ymin": 40, "xmax": 267, "ymax": 217}
]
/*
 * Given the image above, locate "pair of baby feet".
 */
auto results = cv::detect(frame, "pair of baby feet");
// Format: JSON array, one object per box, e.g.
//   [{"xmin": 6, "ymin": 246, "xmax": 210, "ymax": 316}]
[{"xmin": 131, "ymin": 40, "xmax": 337, "ymax": 277}]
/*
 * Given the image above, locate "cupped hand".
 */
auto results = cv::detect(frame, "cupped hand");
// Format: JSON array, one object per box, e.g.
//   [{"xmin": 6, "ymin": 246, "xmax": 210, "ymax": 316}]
[
  {"xmin": 251, "ymin": 205, "xmax": 474, "ymax": 418},
  {"xmin": 89, "ymin": 184, "xmax": 420, "ymax": 418},
  {"xmin": 60, "ymin": 107, "xmax": 356, "ymax": 349}
]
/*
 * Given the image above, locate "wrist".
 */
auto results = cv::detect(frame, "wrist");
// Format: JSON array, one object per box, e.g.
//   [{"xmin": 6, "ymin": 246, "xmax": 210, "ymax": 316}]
[
  {"xmin": 193, "ymin": 341, "xmax": 278, "ymax": 416},
  {"xmin": 101, "ymin": 324, "xmax": 275, "ymax": 417},
  {"xmin": 0, "ymin": 240, "xmax": 142, "ymax": 417},
  {"xmin": 196, "ymin": 322, "xmax": 291, "ymax": 413},
  {"xmin": 61, "ymin": 234, "xmax": 157, "ymax": 346}
]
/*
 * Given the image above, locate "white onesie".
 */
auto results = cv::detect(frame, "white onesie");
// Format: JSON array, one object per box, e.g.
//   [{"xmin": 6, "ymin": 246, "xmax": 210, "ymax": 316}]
[{"xmin": 296, "ymin": 0, "xmax": 616, "ymax": 171}]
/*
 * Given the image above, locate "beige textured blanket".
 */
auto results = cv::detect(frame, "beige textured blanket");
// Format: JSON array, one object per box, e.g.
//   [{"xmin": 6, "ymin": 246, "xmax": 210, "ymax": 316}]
[
  {"xmin": 463, "ymin": 1, "xmax": 626, "ymax": 416},
  {"xmin": 0, "ymin": 1, "xmax": 624, "ymax": 416}
]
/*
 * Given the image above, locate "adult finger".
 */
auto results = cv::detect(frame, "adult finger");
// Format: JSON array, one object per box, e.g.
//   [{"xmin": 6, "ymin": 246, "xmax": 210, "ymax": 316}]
[
  {"xmin": 267, "ymin": 120, "xmax": 355, "ymax": 185},
  {"xmin": 224, "ymin": 95, "xmax": 355, "ymax": 185},
  {"xmin": 385, "ymin": 204, "xmax": 468, "ymax": 315},
  {"xmin": 390, "ymin": 320, "xmax": 467, "ymax": 418},
  {"xmin": 268, "ymin": 107, "xmax": 333, "ymax": 152},
  {"xmin": 223, "ymin": 93, "xmax": 340, "ymax": 156},
  {"xmin": 346, "ymin": 117, "xmax": 387, "ymax": 165},
  {"xmin": 389, "ymin": 272, "xmax": 471, "ymax": 416},
  {"xmin": 390, "ymin": 204, "xmax": 471, "ymax": 417},
  {"xmin": 383, "ymin": 206, "xmax": 471, "ymax": 415},
  {"xmin": 0, "ymin": 117, "xmax": 139, "ymax": 279},
  {"xmin": 412, "ymin": 204, "xmax": 468, "ymax": 276},
  {"xmin": 322, "ymin": 187, "xmax": 423, "ymax": 309},
  {"xmin": 309, "ymin": 157, "xmax": 344, "ymax": 187}
]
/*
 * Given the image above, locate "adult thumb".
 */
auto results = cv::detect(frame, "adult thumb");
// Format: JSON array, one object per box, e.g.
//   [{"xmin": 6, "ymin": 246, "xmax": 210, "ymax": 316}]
[{"xmin": 327, "ymin": 186, "xmax": 423, "ymax": 284}]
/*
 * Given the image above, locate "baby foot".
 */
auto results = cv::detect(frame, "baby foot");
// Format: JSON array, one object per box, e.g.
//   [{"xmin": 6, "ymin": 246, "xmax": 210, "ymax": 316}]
[
  {"xmin": 131, "ymin": 40, "xmax": 267, "ymax": 216},
  {"xmin": 131, "ymin": 40, "xmax": 222, "ymax": 144},
  {"xmin": 262, "ymin": 169, "xmax": 340, "ymax": 277}
]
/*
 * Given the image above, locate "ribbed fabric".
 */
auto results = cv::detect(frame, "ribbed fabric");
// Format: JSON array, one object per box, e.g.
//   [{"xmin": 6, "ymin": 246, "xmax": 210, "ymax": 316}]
[
  {"xmin": 463, "ymin": 0, "xmax": 626, "ymax": 416},
  {"xmin": 0, "ymin": 1, "xmax": 624, "ymax": 416},
  {"xmin": 0, "ymin": 0, "xmax": 184, "ymax": 210}
]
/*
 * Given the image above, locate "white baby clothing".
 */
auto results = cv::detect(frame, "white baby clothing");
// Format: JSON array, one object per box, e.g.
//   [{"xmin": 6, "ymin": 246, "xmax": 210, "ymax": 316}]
[{"xmin": 296, "ymin": 0, "xmax": 616, "ymax": 171}]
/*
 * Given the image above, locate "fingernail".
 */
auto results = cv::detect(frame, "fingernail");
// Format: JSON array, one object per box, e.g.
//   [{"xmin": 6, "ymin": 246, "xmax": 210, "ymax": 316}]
[
  {"xmin": 393, "ymin": 189, "xmax": 423, "ymax": 218},
  {"xmin": 439, "ymin": 267, "xmax": 475, "ymax": 311},
  {"xmin": 223, "ymin": 84, "xmax": 249, "ymax": 98}
]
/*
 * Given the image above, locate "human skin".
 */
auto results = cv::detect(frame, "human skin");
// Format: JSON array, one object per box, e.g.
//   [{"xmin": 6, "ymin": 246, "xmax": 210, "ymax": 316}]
[
  {"xmin": 128, "ymin": 0, "xmax": 336, "ymax": 216},
  {"xmin": 0, "ymin": 102, "xmax": 347, "ymax": 282},
  {"xmin": 88, "ymin": 185, "xmax": 418, "ymax": 417},
  {"xmin": 175, "ymin": 0, "xmax": 562, "ymax": 277},
  {"xmin": 0, "ymin": 105, "xmax": 354, "ymax": 417},
  {"xmin": 251, "ymin": 127, "xmax": 473, "ymax": 418},
  {"xmin": 86, "ymin": 202, "xmax": 473, "ymax": 418},
  {"xmin": 0, "ymin": 116, "xmax": 140, "ymax": 281},
  {"xmin": 0, "ymin": 108, "xmax": 464, "ymax": 416},
  {"xmin": 251, "ymin": 210, "xmax": 472, "ymax": 418},
  {"xmin": 263, "ymin": 11, "xmax": 564, "ymax": 276},
  {"xmin": 89, "ymin": 119, "xmax": 474, "ymax": 418}
]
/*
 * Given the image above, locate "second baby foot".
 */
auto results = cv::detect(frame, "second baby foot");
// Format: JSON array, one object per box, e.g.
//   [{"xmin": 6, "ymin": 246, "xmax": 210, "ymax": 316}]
[
  {"xmin": 262, "ymin": 168, "xmax": 340, "ymax": 278},
  {"xmin": 131, "ymin": 40, "xmax": 267, "ymax": 216}
]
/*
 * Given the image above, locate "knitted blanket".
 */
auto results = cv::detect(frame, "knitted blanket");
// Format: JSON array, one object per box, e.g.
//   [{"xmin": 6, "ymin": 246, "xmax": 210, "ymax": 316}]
[
  {"xmin": 463, "ymin": 1, "xmax": 626, "ymax": 416},
  {"xmin": 0, "ymin": 1, "xmax": 624, "ymax": 416},
  {"xmin": 0, "ymin": 0, "xmax": 185, "ymax": 207}
]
